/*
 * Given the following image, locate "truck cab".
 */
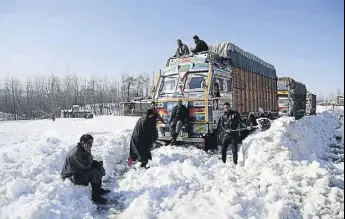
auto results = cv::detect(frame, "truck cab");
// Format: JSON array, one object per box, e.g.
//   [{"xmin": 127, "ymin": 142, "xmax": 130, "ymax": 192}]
[
  {"xmin": 153, "ymin": 53, "xmax": 232, "ymax": 148},
  {"xmin": 153, "ymin": 42, "xmax": 278, "ymax": 148}
]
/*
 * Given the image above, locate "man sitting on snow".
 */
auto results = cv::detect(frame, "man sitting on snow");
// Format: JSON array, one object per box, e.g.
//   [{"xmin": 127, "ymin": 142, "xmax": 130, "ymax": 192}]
[
  {"xmin": 61, "ymin": 134, "xmax": 111, "ymax": 204},
  {"xmin": 128, "ymin": 109, "xmax": 156, "ymax": 168}
]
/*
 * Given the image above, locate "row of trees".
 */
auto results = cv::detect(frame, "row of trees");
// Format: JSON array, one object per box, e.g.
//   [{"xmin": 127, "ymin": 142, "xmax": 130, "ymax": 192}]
[
  {"xmin": 0, "ymin": 72, "xmax": 155, "ymax": 120},
  {"xmin": 318, "ymin": 89, "xmax": 344, "ymax": 102}
]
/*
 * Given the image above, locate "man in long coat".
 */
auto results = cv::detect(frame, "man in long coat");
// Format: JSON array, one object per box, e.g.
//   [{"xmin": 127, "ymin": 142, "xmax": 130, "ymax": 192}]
[{"xmin": 129, "ymin": 109, "xmax": 156, "ymax": 168}]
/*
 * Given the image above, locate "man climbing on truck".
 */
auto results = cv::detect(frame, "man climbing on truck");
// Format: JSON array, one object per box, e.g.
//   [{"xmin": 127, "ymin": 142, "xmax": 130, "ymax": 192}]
[
  {"xmin": 169, "ymin": 99, "xmax": 189, "ymax": 145},
  {"xmin": 217, "ymin": 102, "xmax": 242, "ymax": 165},
  {"xmin": 191, "ymin": 35, "xmax": 209, "ymax": 54}
]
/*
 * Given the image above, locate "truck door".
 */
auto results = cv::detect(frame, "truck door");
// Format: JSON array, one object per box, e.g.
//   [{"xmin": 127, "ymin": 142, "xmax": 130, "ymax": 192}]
[{"xmin": 210, "ymin": 70, "xmax": 233, "ymax": 124}]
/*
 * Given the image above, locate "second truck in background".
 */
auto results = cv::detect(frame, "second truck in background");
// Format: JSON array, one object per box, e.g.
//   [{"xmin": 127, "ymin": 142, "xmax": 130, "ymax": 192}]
[
  {"xmin": 306, "ymin": 92, "xmax": 317, "ymax": 115},
  {"xmin": 277, "ymin": 77, "xmax": 307, "ymax": 119}
]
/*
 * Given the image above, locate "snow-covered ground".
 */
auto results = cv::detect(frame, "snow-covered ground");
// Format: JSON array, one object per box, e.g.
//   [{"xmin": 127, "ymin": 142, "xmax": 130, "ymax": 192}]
[
  {"xmin": 0, "ymin": 108, "xmax": 344, "ymax": 219},
  {"xmin": 317, "ymin": 105, "xmax": 344, "ymax": 115}
]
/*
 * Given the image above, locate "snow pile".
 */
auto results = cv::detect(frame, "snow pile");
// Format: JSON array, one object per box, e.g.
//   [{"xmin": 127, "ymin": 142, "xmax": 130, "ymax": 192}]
[
  {"xmin": 243, "ymin": 111, "xmax": 342, "ymax": 163},
  {"xmin": 109, "ymin": 111, "xmax": 344, "ymax": 219},
  {"xmin": 0, "ymin": 111, "xmax": 344, "ymax": 219},
  {"xmin": 0, "ymin": 132, "xmax": 96, "ymax": 218},
  {"xmin": 0, "ymin": 117, "xmax": 138, "ymax": 219},
  {"xmin": 241, "ymin": 111, "xmax": 344, "ymax": 219}
]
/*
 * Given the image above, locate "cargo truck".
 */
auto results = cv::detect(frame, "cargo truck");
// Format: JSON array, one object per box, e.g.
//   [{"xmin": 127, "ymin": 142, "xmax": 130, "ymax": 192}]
[
  {"xmin": 277, "ymin": 77, "xmax": 307, "ymax": 119},
  {"xmin": 306, "ymin": 92, "xmax": 316, "ymax": 115},
  {"xmin": 152, "ymin": 42, "xmax": 278, "ymax": 148}
]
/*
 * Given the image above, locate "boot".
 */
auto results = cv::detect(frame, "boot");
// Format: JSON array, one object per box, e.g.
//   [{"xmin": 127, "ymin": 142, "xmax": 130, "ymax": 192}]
[
  {"xmin": 233, "ymin": 153, "xmax": 238, "ymax": 165},
  {"xmin": 171, "ymin": 134, "xmax": 178, "ymax": 145},
  {"xmin": 170, "ymin": 137, "xmax": 176, "ymax": 145},
  {"xmin": 91, "ymin": 183, "xmax": 108, "ymax": 204},
  {"xmin": 100, "ymin": 188, "xmax": 111, "ymax": 195},
  {"xmin": 140, "ymin": 161, "xmax": 150, "ymax": 169}
]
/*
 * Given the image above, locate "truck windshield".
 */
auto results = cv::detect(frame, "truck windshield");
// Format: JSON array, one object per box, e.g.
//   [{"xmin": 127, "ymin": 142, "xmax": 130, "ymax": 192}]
[
  {"xmin": 159, "ymin": 76, "xmax": 178, "ymax": 95},
  {"xmin": 184, "ymin": 73, "xmax": 207, "ymax": 92},
  {"xmin": 158, "ymin": 72, "xmax": 208, "ymax": 97}
]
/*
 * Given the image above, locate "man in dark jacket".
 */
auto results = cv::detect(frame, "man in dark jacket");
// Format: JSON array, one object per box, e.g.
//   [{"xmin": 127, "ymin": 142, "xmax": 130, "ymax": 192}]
[
  {"xmin": 217, "ymin": 102, "xmax": 242, "ymax": 165},
  {"xmin": 191, "ymin": 35, "xmax": 209, "ymax": 54},
  {"xmin": 169, "ymin": 99, "xmax": 189, "ymax": 145},
  {"xmin": 61, "ymin": 134, "xmax": 110, "ymax": 204},
  {"xmin": 129, "ymin": 109, "xmax": 156, "ymax": 168},
  {"xmin": 175, "ymin": 39, "xmax": 190, "ymax": 57}
]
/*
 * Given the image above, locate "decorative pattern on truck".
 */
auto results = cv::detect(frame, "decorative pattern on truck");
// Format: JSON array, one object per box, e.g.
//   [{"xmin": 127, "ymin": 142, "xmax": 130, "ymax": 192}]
[{"xmin": 169, "ymin": 56, "xmax": 207, "ymax": 67}]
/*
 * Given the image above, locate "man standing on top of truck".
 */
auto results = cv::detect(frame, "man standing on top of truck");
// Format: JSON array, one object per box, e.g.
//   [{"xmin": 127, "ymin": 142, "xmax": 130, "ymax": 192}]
[
  {"xmin": 191, "ymin": 35, "xmax": 209, "ymax": 54},
  {"xmin": 217, "ymin": 102, "xmax": 242, "ymax": 165},
  {"xmin": 169, "ymin": 99, "xmax": 189, "ymax": 145},
  {"xmin": 175, "ymin": 39, "xmax": 190, "ymax": 58}
]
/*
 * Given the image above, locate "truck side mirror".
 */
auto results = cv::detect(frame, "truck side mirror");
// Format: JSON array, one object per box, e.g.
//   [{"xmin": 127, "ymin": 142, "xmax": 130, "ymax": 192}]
[{"xmin": 201, "ymin": 81, "xmax": 207, "ymax": 89}]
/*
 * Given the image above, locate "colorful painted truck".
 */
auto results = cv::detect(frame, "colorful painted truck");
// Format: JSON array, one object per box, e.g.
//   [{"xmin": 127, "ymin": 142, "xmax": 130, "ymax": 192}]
[
  {"xmin": 277, "ymin": 77, "xmax": 307, "ymax": 119},
  {"xmin": 153, "ymin": 42, "xmax": 278, "ymax": 148},
  {"xmin": 306, "ymin": 92, "xmax": 317, "ymax": 115}
]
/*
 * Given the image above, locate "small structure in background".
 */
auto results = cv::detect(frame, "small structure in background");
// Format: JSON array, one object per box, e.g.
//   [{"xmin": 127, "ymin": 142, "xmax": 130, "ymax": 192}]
[
  {"xmin": 60, "ymin": 105, "xmax": 93, "ymax": 118},
  {"xmin": 121, "ymin": 98, "xmax": 152, "ymax": 116},
  {"xmin": 337, "ymin": 95, "xmax": 344, "ymax": 106}
]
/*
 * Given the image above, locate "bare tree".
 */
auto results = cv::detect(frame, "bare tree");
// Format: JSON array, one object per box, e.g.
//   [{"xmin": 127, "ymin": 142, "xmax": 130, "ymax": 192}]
[
  {"xmin": 122, "ymin": 73, "xmax": 136, "ymax": 101},
  {"xmin": 337, "ymin": 88, "xmax": 342, "ymax": 97},
  {"xmin": 0, "ymin": 69, "xmax": 153, "ymax": 120}
]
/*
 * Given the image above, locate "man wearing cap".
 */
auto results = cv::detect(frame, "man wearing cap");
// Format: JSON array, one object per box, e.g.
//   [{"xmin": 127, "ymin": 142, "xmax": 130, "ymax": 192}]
[
  {"xmin": 217, "ymin": 102, "xmax": 242, "ymax": 165},
  {"xmin": 191, "ymin": 35, "xmax": 209, "ymax": 54},
  {"xmin": 169, "ymin": 99, "xmax": 189, "ymax": 145},
  {"xmin": 61, "ymin": 134, "xmax": 110, "ymax": 204}
]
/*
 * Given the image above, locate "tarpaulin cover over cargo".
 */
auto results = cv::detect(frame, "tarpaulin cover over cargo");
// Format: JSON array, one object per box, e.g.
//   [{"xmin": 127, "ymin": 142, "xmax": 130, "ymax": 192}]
[
  {"xmin": 208, "ymin": 41, "xmax": 278, "ymax": 115},
  {"xmin": 210, "ymin": 42, "xmax": 277, "ymax": 79},
  {"xmin": 277, "ymin": 77, "xmax": 307, "ymax": 95}
]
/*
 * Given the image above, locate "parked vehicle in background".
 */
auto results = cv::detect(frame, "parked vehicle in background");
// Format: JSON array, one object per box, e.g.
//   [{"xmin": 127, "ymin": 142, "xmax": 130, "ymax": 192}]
[
  {"xmin": 306, "ymin": 92, "xmax": 317, "ymax": 115},
  {"xmin": 277, "ymin": 77, "xmax": 307, "ymax": 119},
  {"xmin": 121, "ymin": 99, "xmax": 152, "ymax": 116}
]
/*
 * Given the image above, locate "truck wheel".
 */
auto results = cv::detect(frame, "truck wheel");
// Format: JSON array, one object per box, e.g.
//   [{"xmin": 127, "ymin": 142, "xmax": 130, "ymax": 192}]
[
  {"xmin": 248, "ymin": 116, "xmax": 257, "ymax": 126},
  {"xmin": 204, "ymin": 133, "xmax": 217, "ymax": 151}
]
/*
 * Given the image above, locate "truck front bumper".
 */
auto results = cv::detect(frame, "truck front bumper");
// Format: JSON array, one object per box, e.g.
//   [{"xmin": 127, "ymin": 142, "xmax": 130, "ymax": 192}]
[{"xmin": 158, "ymin": 136, "xmax": 205, "ymax": 143}]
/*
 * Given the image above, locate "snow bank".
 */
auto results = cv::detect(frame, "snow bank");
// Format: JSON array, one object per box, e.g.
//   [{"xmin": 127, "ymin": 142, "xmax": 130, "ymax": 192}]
[
  {"xmin": 0, "ymin": 116, "xmax": 139, "ymax": 219},
  {"xmin": 241, "ymin": 111, "xmax": 344, "ymax": 219},
  {"xmin": 109, "ymin": 111, "xmax": 344, "ymax": 219},
  {"xmin": 243, "ymin": 111, "xmax": 342, "ymax": 163},
  {"xmin": 317, "ymin": 105, "xmax": 344, "ymax": 115},
  {"xmin": 0, "ymin": 111, "xmax": 344, "ymax": 219}
]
